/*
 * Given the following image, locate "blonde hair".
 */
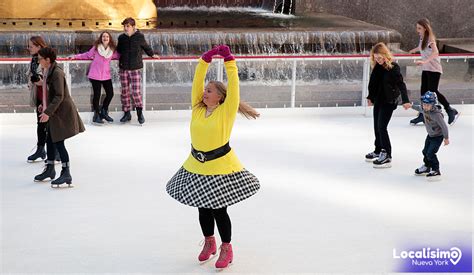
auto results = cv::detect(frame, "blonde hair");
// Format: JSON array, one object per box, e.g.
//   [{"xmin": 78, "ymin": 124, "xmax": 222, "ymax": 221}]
[
  {"xmin": 370, "ymin": 42, "xmax": 394, "ymax": 69},
  {"xmin": 417, "ymin": 18, "xmax": 436, "ymax": 50},
  {"xmin": 194, "ymin": 80, "xmax": 260, "ymax": 119}
]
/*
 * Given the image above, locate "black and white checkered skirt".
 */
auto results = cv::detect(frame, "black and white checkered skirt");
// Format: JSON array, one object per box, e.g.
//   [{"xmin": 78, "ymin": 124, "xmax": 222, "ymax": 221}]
[{"xmin": 166, "ymin": 167, "xmax": 260, "ymax": 209}]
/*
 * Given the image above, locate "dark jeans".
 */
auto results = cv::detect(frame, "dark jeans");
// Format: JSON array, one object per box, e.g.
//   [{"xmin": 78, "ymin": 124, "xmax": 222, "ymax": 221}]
[
  {"xmin": 422, "ymin": 135, "xmax": 444, "ymax": 171},
  {"xmin": 421, "ymin": 71, "xmax": 451, "ymax": 111},
  {"xmin": 46, "ymin": 128, "xmax": 69, "ymax": 163},
  {"xmin": 90, "ymin": 79, "xmax": 114, "ymax": 113},
  {"xmin": 373, "ymin": 103, "xmax": 396, "ymax": 157},
  {"xmin": 35, "ymin": 100, "xmax": 47, "ymax": 147},
  {"xmin": 198, "ymin": 207, "xmax": 232, "ymax": 243}
]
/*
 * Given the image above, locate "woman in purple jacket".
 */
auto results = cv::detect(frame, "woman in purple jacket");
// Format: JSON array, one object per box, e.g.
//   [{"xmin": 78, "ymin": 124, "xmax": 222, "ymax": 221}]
[{"xmin": 74, "ymin": 31, "xmax": 119, "ymax": 124}]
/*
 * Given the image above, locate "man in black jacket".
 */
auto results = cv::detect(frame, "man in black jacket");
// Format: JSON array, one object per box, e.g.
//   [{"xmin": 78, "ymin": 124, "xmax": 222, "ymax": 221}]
[{"xmin": 117, "ymin": 17, "xmax": 159, "ymax": 125}]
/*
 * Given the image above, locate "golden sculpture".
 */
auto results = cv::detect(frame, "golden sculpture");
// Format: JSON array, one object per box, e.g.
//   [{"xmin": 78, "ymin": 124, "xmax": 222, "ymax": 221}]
[{"xmin": 0, "ymin": 0, "xmax": 157, "ymax": 29}]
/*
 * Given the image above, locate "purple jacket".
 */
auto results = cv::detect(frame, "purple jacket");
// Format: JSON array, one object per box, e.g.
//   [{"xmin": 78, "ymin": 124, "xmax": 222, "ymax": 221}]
[{"xmin": 75, "ymin": 47, "xmax": 119, "ymax": 81}]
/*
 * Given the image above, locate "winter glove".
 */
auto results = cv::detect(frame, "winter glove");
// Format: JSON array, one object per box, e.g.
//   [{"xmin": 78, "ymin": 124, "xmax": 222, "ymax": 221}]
[
  {"xmin": 217, "ymin": 45, "xmax": 235, "ymax": 62},
  {"xmin": 201, "ymin": 46, "xmax": 219, "ymax": 63}
]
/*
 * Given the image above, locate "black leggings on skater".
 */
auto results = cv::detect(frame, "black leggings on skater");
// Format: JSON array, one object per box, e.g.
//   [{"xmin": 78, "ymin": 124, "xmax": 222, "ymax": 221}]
[
  {"xmin": 198, "ymin": 207, "xmax": 232, "ymax": 243},
  {"xmin": 421, "ymin": 71, "xmax": 451, "ymax": 111}
]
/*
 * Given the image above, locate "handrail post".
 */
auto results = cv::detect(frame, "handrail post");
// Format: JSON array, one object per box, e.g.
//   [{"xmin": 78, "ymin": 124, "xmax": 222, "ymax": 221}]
[
  {"xmin": 362, "ymin": 57, "xmax": 371, "ymax": 116},
  {"xmin": 142, "ymin": 61, "xmax": 147, "ymax": 111},
  {"xmin": 291, "ymin": 59, "xmax": 297, "ymax": 108}
]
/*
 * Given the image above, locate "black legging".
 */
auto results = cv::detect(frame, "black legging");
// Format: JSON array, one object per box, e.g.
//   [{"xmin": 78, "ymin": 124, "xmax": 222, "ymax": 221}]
[
  {"xmin": 90, "ymin": 79, "xmax": 114, "ymax": 113},
  {"xmin": 35, "ymin": 99, "xmax": 47, "ymax": 147},
  {"xmin": 198, "ymin": 207, "xmax": 232, "ymax": 243},
  {"xmin": 46, "ymin": 128, "xmax": 69, "ymax": 163},
  {"xmin": 373, "ymin": 103, "xmax": 396, "ymax": 157},
  {"xmin": 421, "ymin": 71, "xmax": 451, "ymax": 111}
]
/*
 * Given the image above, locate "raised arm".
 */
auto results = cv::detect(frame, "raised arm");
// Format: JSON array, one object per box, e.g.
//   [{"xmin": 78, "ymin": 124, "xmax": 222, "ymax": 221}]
[
  {"xmin": 191, "ymin": 47, "xmax": 218, "ymax": 107},
  {"xmin": 74, "ymin": 46, "xmax": 96, "ymax": 60},
  {"xmin": 216, "ymin": 45, "xmax": 239, "ymax": 114}
]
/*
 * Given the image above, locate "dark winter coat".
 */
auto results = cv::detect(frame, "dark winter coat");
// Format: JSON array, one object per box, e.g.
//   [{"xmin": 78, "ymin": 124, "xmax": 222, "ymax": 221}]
[
  {"xmin": 367, "ymin": 62, "xmax": 410, "ymax": 105},
  {"xmin": 43, "ymin": 62, "xmax": 85, "ymax": 143},
  {"xmin": 117, "ymin": 30, "xmax": 154, "ymax": 70}
]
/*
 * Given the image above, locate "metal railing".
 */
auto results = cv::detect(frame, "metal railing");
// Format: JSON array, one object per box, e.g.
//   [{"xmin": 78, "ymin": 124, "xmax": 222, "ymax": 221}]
[{"xmin": 1, "ymin": 53, "xmax": 473, "ymax": 112}]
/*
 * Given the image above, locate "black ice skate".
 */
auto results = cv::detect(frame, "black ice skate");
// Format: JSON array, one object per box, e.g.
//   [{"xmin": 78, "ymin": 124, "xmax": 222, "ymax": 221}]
[
  {"xmin": 27, "ymin": 145, "xmax": 46, "ymax": 162},
  {"xmin": 365, "ymin": 151, "xmax": 380, "ymax": 162},
  {"xmin": 100, "ymin": 107, "xmax": 114, "ymax": 123},
  {"xmin": 426, "ymin": 170, "xmax": 441, "ymax": 181},
  {"xmin": 136, "ymin": 107, "xmax": 145, "ymax": 125},
  {"xmin": 51, "ymin": 163, "xmax": 73, "ymax": 188},
  {"xmin": 120, "ymin": 111, "xmax": 132, "ymax": 123},
  {"xmin": 373, "ymin": 150, "xmax": 391, "ymax": 168},
  {"xmin": 92, "ymin": 112, "xmax": 104, "ymax": 125},
  {"xmin": 447, "ymin": 108, "xmax": 459, "ymax": 125},
  {"xmin": 410, "ymin": 113, "xmax": 424, "ymax": 126},
  {"xmin": 34, "ymin": 160, "xmax": 56, "ymax": 181},
  {"xmin": 415, "ymin": 165, "xmax": 431, "ymax": 176}
]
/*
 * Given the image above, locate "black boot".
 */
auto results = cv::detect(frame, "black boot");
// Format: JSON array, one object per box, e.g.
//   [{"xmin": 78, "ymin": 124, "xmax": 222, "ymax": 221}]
[
  {"xmin": 51, "ymin": 163, "xmax": 72, "ymax": 188},
  {"xmin": 93, "ymin": 112, "xmax": 104, "ymax": 125},
  {"xmin": 27, "ymin": 145, "xmax": 46, "ymax": 162},
  {"xmin": 120, "ymin": 111, "xmax": 131, "ymax": 123},
  {"xmin": 410, "ymin": 112, "xmax": 424, "ymax": 125},
  {"xmin": 34, "ymin": 160, "xmax": 56, "ymax": 181},
  {"xmin": 136, "ymin": 107, "xmax": 145, "ymax": 125},
  {"xmin": 100, "ymin": 107, "xmax": 114, "ymax": 123},
  {"xmin": 446, "ymin": 108, "xmax": 459, "ymax": 125}
]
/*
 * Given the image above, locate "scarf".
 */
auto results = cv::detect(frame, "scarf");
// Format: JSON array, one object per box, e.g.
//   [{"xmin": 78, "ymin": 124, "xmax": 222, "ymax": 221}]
[{"xmin": 97, "ymin": 44, "xmax": 113, "ymax": 59}]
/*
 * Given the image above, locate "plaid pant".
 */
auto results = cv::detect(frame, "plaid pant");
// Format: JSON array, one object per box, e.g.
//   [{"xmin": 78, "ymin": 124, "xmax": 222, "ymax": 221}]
[{"xmin": 119, "ymin": 69, "xmax": 142, "ymax": 112}]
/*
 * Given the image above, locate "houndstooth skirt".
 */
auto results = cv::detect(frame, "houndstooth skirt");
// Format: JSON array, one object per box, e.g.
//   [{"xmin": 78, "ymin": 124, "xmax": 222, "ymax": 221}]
[{"xmin": 166, "ymin": 167, "xmax": 260, "ymax": 209}]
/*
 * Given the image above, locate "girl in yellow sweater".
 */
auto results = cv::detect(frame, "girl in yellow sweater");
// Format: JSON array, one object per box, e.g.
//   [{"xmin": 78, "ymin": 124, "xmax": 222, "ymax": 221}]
[{"xmin": 166, "ymin": 45, "xmax": 260, "ymax": 269}]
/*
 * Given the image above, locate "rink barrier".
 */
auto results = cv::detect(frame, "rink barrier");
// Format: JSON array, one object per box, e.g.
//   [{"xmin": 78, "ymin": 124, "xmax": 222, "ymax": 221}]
[{"xmin": 1, "ymin": 53, "xmax": 473, "ymax": 112}]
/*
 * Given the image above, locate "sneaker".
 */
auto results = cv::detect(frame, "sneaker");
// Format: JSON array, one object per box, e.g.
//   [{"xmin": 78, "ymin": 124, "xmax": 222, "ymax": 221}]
[
  {"xmin": 373, "ymin": 150, "xmax": 392, "ymax": 168},
  {"xmin": 365, "ymin": 151, "xmax": 380, "ymax": 162},
  {"xmin": 415, "ymin": 165, "xmax": 431, "ymax": 176},
  {"xmin": 426, "ymin": 170, "xmax": 441, "ymax": 181},
  {"xmin": 447, "ymin": 108, "xmax": 460, "ymax": 125},
  {"xmin": 410, "ymin": 113, "xmax": 424, "ymax": 126}
]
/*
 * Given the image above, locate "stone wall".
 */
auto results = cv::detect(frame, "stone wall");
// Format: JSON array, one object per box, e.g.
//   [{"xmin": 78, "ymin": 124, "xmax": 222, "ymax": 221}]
[{"xmin": 295, "ymin": 0, "xmax": 474, "ymax": 50}]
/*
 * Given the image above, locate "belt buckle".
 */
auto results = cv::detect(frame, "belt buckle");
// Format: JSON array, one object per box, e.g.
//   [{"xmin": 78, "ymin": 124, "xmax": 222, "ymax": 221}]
[{"xmin": 195, "ymin": 151, "xmax": 206, "ymax": 163}]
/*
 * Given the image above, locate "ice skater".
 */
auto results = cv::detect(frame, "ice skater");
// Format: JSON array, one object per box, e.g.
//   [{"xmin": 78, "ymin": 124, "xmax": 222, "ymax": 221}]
[
  {"xmin": 411, "ymin": 91, "xmax": 449, "ymax": 180},
  {"xmin": 365, "ymin": 42, "xmax": 411, "ymax": 168},
  {"xmin": 33, "ymin": 47, "xmax": 85, "ymax": 188},
  {"xmin": 73, "ymin": 31, "xmax": 119, "ymax": 125},
  {"xmin": 26, "ymin": 36, "xmax": 59, "ymax": 163},
  {"xmin": 116, "ymin": 17, "xmax": 159, "ymax": 125},
  {"xmin": 408, "ymin": 18, "xmax": 459, "ymax": 126},
  {"xmin": 166, "ymin": 45, "xmax": 260, "ymax": 269}
]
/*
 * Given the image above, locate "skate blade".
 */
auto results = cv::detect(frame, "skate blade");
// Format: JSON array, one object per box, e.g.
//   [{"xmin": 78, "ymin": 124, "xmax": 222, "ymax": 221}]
[
  {"xmin": 427, "ymin": 176, "xmax": 442, "ymax": 182},
  {"xmin": 415, "ymin": 173, "xmax": 429, "ymax": 176},
  {"xmin": 365, "ymin": 158, "xmax": 377, "ymax": 162},
  {"xmin": 34, "ymin": 178, "xmax": 54, "ymax": 182},
  {"xmin": 373, "ymin": 163, "xmax": 392, "ymax": 169},
  {"xmin": 449, "ymin": 112, "xmax": 460, "ymax": 126},
  {"xmin": 92, "ymin": 122, "xmax": 105, "ymax": 126},
  {"xmin": 198, "ymin": 253, "xmax": 218, "ymax": 265},
  {"xmin": 51, "ymin": 183, "xmax": 74, "ymax": 189},
  {"xmin": 215, "ymin": 261, "xmax": 233, "ymax": 271}
]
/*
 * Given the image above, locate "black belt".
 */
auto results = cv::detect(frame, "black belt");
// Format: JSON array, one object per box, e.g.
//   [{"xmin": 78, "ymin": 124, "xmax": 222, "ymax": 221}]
[{"xmin": 191, "ymin": 142, "xmax": 231, "ymax": 163}]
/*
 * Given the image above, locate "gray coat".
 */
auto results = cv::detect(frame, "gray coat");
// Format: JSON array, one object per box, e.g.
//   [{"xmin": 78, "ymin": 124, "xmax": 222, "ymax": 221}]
[
  {"xmin": 43, "ymin": 63, "xmax": 85, "ymax": 143},
  {"xmin": 412, "ymin": 104, "xmax": 449, "ymax": 139}
]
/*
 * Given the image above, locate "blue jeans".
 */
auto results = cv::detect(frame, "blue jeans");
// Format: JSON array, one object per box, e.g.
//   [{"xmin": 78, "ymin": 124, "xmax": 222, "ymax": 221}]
[{"xmin": 422, "ymin": 135, "xmax": 444, "ymax": 171}]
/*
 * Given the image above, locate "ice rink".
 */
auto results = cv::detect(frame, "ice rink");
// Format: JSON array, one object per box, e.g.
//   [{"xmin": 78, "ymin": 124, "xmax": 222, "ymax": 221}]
[{"xmin": 1, "ymin": 106, "xmax": 472, "ymax": 273}]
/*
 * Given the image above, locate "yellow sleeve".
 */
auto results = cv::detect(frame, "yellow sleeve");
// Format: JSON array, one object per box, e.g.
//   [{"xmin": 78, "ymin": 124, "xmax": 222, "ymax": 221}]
[
  {"xmin": 222, "ymin": 60, "xmax": 239, "ymax": 116},
  {"xmin": 191, "ymin": 58, "xmax": 210, "ymax": 107}
]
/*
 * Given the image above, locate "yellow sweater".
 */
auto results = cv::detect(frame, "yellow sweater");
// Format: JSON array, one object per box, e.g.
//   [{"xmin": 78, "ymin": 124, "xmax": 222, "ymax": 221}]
[{"xmin": 182, "ymin": 58, "xmax": 244, "ymax": 175}]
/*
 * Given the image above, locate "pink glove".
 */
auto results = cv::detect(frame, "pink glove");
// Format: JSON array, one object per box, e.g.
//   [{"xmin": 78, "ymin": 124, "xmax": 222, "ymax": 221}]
[
  {"xmin": 217, "ymin": 45, "xmax": 235, "ymax": 62},
  {"xmin": 201, "ymin": 47, "xmax": 219, "ymax": 63}
]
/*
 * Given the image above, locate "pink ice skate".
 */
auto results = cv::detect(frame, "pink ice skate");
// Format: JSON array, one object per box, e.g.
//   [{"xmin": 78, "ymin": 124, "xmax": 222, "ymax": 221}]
[
  {"xmin": 215, "ymin": 243, "xmax": 233, "ymax": 269},
  {"xmin": 198, "ymin": 236, "xmax": 217, "ymax": 262}
]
